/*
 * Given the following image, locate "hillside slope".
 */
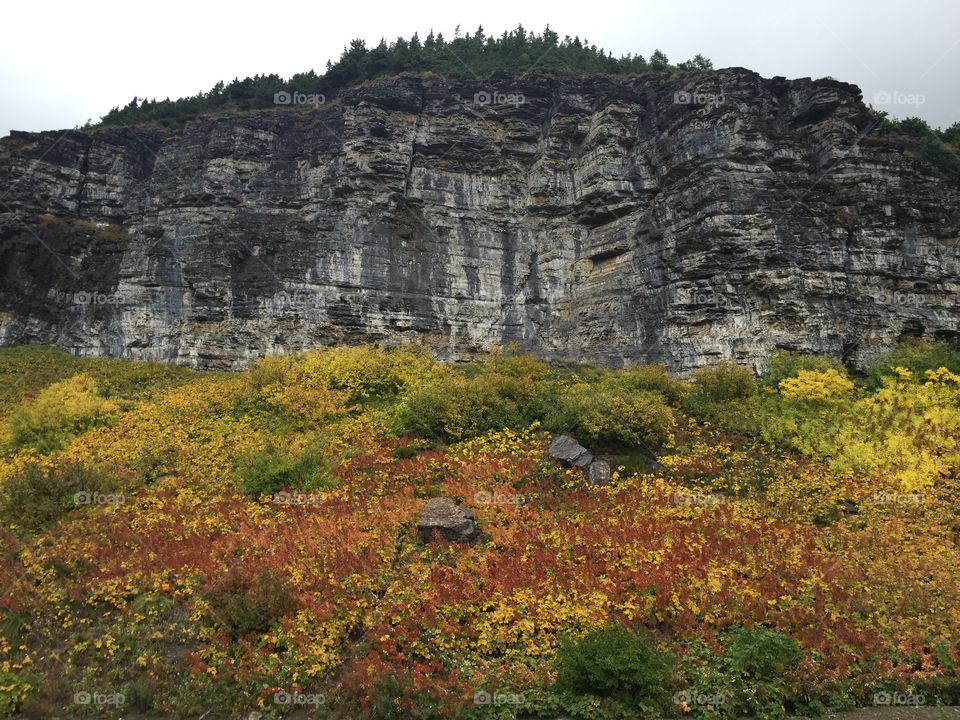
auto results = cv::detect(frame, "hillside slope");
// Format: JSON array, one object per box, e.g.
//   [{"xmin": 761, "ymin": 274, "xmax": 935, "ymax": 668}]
[{"xmin": 0, "ymin": 343, "xmax": 959, "ymax": 717}]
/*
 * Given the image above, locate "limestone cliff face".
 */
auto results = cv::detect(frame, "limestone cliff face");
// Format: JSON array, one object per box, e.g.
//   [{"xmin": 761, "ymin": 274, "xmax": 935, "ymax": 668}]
[{"xmin": 1, "ymin": 68, "xmax": 958, "ymax": 372}]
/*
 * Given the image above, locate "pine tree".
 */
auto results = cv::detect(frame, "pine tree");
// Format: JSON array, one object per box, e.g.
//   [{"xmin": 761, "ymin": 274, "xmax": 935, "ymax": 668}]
[{"xmin": 650, "ymin": 49, "xmax": 670, "ymax": 71}]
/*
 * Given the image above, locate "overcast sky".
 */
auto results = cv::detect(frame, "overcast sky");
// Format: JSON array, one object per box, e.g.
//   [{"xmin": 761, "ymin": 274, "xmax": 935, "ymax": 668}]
[{"xmin": 1, "ymin": 0, "xmax": 958, "ymax": 137}]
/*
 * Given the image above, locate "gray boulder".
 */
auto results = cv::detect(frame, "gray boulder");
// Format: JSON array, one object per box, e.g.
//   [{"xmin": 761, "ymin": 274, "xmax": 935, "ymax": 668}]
[
  {"xmin": 417, "ymin": 497, "xmax": 479, "ymax": 544},
  {"xmin": 547, "ymin": 435, "xmax": 594, "ymax": 469},
  {"xmin": 587, "ymin": 459, "xmax": 612, "ymax": 486}
]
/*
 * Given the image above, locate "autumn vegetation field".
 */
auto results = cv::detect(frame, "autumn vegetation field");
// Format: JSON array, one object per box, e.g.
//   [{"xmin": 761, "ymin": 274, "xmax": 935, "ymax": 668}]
[{"xmin": 0, "ymin": 341, "xmax": 959, "ymax": 719}]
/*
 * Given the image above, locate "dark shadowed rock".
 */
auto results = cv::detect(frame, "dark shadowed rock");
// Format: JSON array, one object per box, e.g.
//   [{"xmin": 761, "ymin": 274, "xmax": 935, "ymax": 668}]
[
  {"xmin": 547, "ymin": 435, "xmax": 593, "ymax": 469},
  {"xmin": 842, "ymin": 499, "xmax": 860, "ymax": 516},
  {"xmin": 417, "ymin": 497, "xmax": 479, "ymax": 544},
  {"xmin": 588, "ymin": 459, "xmax": 612, "ymax": 486}
]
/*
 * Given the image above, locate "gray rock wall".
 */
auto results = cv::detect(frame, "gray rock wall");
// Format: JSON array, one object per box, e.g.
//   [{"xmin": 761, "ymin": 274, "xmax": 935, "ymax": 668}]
[{"xmin": 1, "ymin": 69, "xmax": 957, "ymax": 372}]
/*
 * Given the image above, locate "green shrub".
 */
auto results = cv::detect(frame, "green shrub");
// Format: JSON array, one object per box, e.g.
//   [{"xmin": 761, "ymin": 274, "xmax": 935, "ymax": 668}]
[
  {"xmin": 726, "ymin": 626, "xmax": 802, "ymax": 681},
  {"xmin": 867, "ymin": 339, "xmax": 960, "ymax": 388},
  {"xmin": 724, "ymin": 626, "xmax": 803, "ymax": 719},
  {"xmin": 755, "ymin": 399, "xmax": 843, "ymax": 459},
  {"xmin": 338, "ymin": 673, "xmax": 446, "ymax": 720},
  {"xmin": 237, "ymin": 444, "xmax": 332, "ymax": 499},
  {"xmin": 396, "ymin": 366, "xmax": 678, "ymax": 450},
  {"xmin": 84, "ymin": 358, "xmax": 198, "ymax": 401},
  {"xmin": 0, "ymin": 461, "xmax": 115, "ymax": 536},
  {"xmin": 612, "ymin": 363, "xmax": 687, "ymax": 404},
  {"xmin": 0, "ymin": 670, "xmax": 31, "ymax": 717},
  {"xmin": 203, "ymin": 567, "xmax": 295, "ymax": 636},
  {"xmin": 762, "ymin": 351, "xmax": 848, "ymax": 387},
  {"xmin": 7, "ymin": 373, "xmax": 120, "ymax": 452},
  {"xmin": 678, "ymin": 628, "xmax": 803, "ymax": 720},
  {"xmin": 691, "ymin": 362, "xmax": 758, "ymax": 402},
  {"xmin": 392, "ymin": 369, "xmax": 529, "ymax": 442},
  {"xmin": 125, "ymin": 680, "xmax": 155, "ymax": 713},
  {"xmin": 681, "ymin": 362, "xmax": 760, "ymax": 431},
  {"xmin": 365, "ymin": 676, "xmax": 408, "ymax": 720},
  {"xmin": 540, "ymin": 383, "xmax": 677, "ymax": 450},
  {"xmin": 238, "ymin": 353, "xmax": 350, "ymax": 429},
  {"xmin": 557, "ymin": 363, "xmax": 607, "ymax": 384},
  {"xmin": 555, "ymin": 626, "xmax": 674, "ymax": 716},
  {"xmin": 919, "ymin": 135, "xmax": 960, "ymax": 176}
]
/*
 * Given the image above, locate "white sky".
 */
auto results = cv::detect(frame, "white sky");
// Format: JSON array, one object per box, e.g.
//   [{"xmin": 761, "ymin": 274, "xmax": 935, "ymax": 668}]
[{"xmin": 1, "ymin": 0, "xmax": 958, "ymax": 137}]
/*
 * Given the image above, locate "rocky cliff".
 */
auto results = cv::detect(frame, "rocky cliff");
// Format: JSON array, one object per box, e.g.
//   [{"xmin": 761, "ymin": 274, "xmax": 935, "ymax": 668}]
[{"xmin": 1, "ymin": 68, "xmax": 958, "ymax": 372}]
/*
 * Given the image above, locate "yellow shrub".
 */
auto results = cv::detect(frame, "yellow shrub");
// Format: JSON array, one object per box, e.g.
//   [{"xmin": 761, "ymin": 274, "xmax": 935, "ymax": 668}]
[
  {"xmin": 260, "ymin": 382, "xmax": 348, "ymax": 424},
  {"xmin": 779, "ymin": 368, "xmax": 854, "ymax": 403},
  {"xmin": 300, "ymin": 345, "xmax": 434, "ymax": 403},
  {"xmin": 924, "ymin": 367, "xmax": 960, "ymax": 384},
  {"xmin": 7, "ymin": 373, "xmax": 120, "ymax": 451},
  {"xmin": 246, "ymin": 354, "xmax": 300, "ymax": 390},
  {"xmin": 244, "ymin": 347, "xmax": 431, "ymax": 421},
  {"xmin": 481, "ymin": 350, "xmax": 553, "ymax": 380},
  {"xmin": 764, "ymin": 464, "xmax": 862, "ymax": 523},
  {"xmin": 830, "ymin": 368, "xmax": 960, "ymax": 492},
  {"xmin": 472, "ymin": 588, "xmax": 609, "ymax": 658}
]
